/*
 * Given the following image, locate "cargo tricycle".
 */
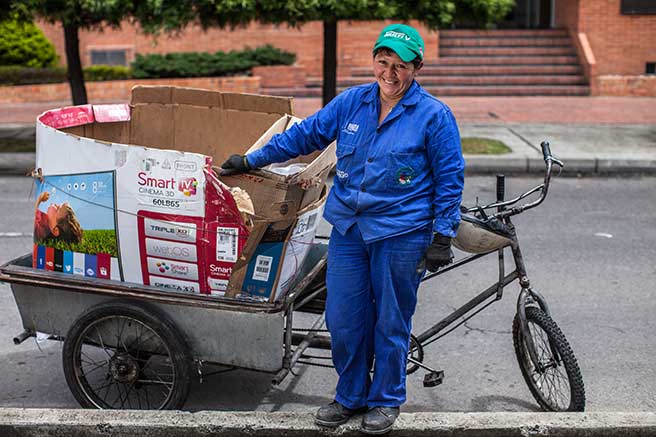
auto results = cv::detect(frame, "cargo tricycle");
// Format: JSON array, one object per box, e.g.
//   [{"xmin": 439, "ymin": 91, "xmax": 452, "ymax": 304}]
[{"xmin": 1, "ymin": 141, "xmax": 584, "ymax": 412}]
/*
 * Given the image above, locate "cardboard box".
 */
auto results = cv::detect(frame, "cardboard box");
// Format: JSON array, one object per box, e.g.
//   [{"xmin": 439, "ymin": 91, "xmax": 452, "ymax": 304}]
[
  {"xmin": 226, "ymin": 187, "xmax": 327, "ymax": 302},
  {"xmin": 219, "ymin": 114, "xmax": 336, "ymax": 220},
  {"xmin": 32, "ymin": 85, "xmax": 332, "ymax": 300}
]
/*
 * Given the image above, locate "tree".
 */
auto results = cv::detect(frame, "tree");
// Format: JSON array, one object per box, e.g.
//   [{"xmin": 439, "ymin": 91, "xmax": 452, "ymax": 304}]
[
  {"xmin": 22, "ymin": 0, "xmax": 197, "ymax": 105},
  {"xmin": 193, "ymin": 0, "xmax": 456, "ymax": 106}
]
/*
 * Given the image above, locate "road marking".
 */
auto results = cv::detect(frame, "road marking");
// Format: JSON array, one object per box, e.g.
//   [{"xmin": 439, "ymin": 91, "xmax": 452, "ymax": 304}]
[
  {"xmin": 0, "ymin": 232, "xmax": 31, "ymax": 237},
  {"xmin": 594, "ymin": 232, "xmax": 613, "ymax": 238}
]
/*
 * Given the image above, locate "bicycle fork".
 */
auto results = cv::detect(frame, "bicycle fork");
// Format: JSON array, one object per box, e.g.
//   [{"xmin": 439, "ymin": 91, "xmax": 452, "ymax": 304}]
[{"xmin": 512, "ymin": 241, "xmax": 562, "ymax": 372}]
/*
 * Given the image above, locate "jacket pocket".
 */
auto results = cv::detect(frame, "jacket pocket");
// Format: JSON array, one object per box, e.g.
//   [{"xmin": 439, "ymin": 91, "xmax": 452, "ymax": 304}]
[
  {"xmin": 386, "ymin": 150, "xmax": 425, "ymax": 189},
  {"xmin": 335, "ymin": 143, "xmax": 356, "ymax": 185}
]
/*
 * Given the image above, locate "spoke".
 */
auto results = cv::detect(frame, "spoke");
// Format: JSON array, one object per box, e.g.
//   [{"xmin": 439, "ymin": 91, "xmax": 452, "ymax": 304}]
[
  {"xmin": 94, "ymin": 326, "xmax": 114, "ymax": 359},
  {"xmin": 143, "ymin": 381, "xmax": 151, "ymax": 408},
  {"xmin": 115, "ymin": 382, "xmax": 127, "ymax": 409},
  {"xmin": 124, "ymin": 383, "xmax": 134, "ymax": 409},
  {"xmin": 136, "ymin": 379, "xmax": 174, "ymax": 386},
  {"xmin": 82, "ymin": 360, "xmax": 109, "ymax": 376},
  {"xmin": 91, "ymin": 379, "xmax": 114, "ymax": 393}
]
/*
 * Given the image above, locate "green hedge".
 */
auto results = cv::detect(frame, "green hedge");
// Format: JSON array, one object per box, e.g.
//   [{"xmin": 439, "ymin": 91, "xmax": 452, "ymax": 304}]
[
  {"xmin": 132, "ymin": 45, "xmax": 296, "ymax": 79},
  {"xmin": 1, "ymin": 45, "xmax": 296, "ymax": 85},
  {"xmin": 83, "ymin": 65, "xmax": 132, "ymax": 81},
  {"xmin": 0, "ymin": 19, "xmax": 58, "ymax": 68},
  {"xmin": 0, "ymin": 65, "xmax": 133, "ymax": 85},
  {"xmin": 0, "ymin": 65, "xmax": 66, "ymax": 85}
]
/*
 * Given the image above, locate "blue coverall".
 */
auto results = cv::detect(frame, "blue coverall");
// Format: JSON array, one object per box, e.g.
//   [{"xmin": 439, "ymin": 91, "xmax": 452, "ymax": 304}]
[{"xmin": 248, "ymin": 80, "xmax": 464, "ymax": 409}]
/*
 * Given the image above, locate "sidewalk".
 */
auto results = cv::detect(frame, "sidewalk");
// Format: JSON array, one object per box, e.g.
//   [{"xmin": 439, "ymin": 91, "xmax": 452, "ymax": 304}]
[
  {"xmin": 1, "ymin": 408, "xmax": 655, "ymax": 436},
  {"xmin": 1, "ymin": 96, "xmax": 655, "ymax": 176}
]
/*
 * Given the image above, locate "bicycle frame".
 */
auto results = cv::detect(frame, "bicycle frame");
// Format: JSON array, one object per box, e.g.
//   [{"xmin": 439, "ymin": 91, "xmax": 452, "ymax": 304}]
[
  {"xmin": 415, "ymin": 141, "xmax": 563, "ymax": 372},
  {"xmin": 289, "ymin": 141, "xmax": 563, "ymax": 379}
]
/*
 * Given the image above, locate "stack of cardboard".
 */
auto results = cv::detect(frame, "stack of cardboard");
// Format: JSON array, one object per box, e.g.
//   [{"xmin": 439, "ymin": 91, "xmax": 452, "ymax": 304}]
[{"xmin": 32, "ymin": 85, "xmax": 335, "ymax": 303}]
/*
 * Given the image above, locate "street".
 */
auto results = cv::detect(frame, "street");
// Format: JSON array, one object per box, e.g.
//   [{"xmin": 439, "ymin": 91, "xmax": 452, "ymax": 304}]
[{"xmin": 0, "ymin": 174, "xmax": 655, "ymax": 413}]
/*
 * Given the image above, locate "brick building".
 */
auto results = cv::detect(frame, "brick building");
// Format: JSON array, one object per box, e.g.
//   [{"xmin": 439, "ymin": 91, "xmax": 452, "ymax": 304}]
[{"xmin": 37, "ymin": 0, "xmax": 656, "ymax": 97}]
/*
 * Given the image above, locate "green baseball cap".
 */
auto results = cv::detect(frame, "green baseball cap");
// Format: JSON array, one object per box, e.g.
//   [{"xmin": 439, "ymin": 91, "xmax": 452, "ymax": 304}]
[{"xmin": 373, "ymin": 23, "xmax": 425, "ymax": 62}]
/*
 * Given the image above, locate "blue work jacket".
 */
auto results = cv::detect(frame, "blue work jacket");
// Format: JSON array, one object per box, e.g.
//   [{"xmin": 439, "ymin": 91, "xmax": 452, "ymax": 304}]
[{"xmin": 247, "ymin": 80, "xmax": 465, "ymax": 243}]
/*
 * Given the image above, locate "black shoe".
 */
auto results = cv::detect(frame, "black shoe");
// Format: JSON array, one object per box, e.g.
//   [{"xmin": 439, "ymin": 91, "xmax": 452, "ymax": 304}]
[
  {"xmin": 361, "ymin": 406, "xmax": 400, "ymax": 435},
  {"xmin": 314, "ymin": 401, "xmax": 363, "ymax": 427}
]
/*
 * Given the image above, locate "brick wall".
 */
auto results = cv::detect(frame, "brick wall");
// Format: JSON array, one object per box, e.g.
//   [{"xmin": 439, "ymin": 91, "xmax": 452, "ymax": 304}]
[
  {"xmin": 555, "ymin": 0, "xmax": 656, "ymax": 95},
  {"xmin": 596, "ymin": 75, "xmax": 656, "ymax": 96},
  {"xmin": 556, "ymin": 0, "xmax": 656, "ymax": 76},
  {"xmin": 0, "ymin": 77, "xmax": 260, "ymax": 104},
  {"xmin": 555, "ymin": 0, "xmax": 579, "ymax": 32},
  {"xmin": 38, "ymin": 20, "xmax": 438, "ymax": 81},
  {"xmin": 580, "ymin": 0, "xmax": 656, "ymax": 76}
]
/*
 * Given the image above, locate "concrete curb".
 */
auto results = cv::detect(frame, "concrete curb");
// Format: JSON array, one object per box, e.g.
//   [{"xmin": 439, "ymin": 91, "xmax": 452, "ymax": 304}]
[{"xmin": 1, "ymin": 408, "xmax": 655, "ymax": 436}]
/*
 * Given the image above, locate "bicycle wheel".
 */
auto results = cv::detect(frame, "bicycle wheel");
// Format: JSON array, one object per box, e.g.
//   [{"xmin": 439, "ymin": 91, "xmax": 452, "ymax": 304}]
[
  {"xmin": 62, "ymin": 301, "xmax": 192, "ymax": 410},
  {"xmin": 512, "ymin": 306, "xmax": 585, "ymax": 412}
]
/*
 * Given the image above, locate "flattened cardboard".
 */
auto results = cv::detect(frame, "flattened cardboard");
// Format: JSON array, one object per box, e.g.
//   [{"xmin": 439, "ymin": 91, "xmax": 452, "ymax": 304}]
[
  {"xmin": 221, "ymin": 92, "xmax": 292, "ymax": 114},
  {"xmin": 35, "ymin": 85, "xmax": 329, "ymax": 304},
  {"xmin": 173, "ymin": 105, "xmax": 222, "ymax": 158},
  {"xmin": 219, "ymin": 114, "xmax": 336, "ymax": 218},
  {"xmin": 130, "ymin": 104, "xmax": 175, "ymax": 149},
  {"xmin": 226, "ymin": 189, "xmax": 327, "ymax": 302},
  {"xmin": 172, "ymin": 87, "xmax": 221, "ymax": 107},
  {"xmin": 131, "ymin": 85, "xmax": 173, "ymax": 105},
  {"xmin": 89, "ymin": 121, "xmax": 131, "ymax": 145}
]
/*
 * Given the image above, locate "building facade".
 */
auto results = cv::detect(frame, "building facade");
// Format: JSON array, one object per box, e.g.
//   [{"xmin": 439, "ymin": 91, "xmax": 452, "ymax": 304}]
[{"xmin": 37, "ymin": 0, "xmax": 655, "ymax": 96}]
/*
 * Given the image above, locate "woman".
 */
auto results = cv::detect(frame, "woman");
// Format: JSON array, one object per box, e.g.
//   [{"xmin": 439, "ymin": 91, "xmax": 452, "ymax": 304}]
[{"xmin": 222, "ymin": 23, "xmax": 464, "ymax": 434}]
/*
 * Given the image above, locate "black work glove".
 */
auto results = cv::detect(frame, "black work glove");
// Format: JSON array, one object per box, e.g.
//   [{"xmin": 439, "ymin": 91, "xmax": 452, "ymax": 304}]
[
  {"xmin": 425, "ymin": 233, "xmax": 454, "ymax": 272},
  {"xmin": 220, "ymin": 154, "xmax": 251, "ymax": 176}
]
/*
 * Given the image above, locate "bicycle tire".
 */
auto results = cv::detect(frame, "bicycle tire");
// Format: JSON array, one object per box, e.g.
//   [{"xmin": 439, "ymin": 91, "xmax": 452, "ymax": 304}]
[
  {"xmin": 512, "ymin": 306, "xmax": 585, "ymax": 412},
  {"xmin": 62, "ymin": 301, "xmax": 192, "ymax": 410}
]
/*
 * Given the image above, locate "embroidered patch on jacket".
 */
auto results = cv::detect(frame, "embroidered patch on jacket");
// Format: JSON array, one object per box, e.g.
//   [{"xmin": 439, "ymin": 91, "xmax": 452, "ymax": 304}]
[{"xmin": 395, "ymin": 166, "xmax": 415, "ymax": 186}]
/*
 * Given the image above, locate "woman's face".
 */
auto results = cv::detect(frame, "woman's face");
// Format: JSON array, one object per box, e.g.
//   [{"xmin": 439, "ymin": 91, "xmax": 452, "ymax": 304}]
[{"xmin": 373, "ymin": 50, "xmax": 420, "ymax": 101}]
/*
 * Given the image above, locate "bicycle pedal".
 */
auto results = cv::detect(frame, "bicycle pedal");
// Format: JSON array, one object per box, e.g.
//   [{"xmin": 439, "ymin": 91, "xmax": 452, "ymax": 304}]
[{"xmin": 423, "ymin": 370, "xmax": 444, "ymax": 387}]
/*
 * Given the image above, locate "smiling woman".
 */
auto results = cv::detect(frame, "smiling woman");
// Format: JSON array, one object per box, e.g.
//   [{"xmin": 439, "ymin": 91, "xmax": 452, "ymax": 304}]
[{"xmin": 219, "ymin": 22, "xmax": 465, "ymax": 436}]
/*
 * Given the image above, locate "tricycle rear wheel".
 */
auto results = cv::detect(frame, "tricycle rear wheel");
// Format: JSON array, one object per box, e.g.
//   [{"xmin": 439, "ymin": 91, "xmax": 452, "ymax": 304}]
[
  {"xmin": 62, "ymin": 301, "xmax": 192, "ymax": 410},
  {"xmin": 512, "ymin": 306, "xmax": 585, "ymax": 412}
]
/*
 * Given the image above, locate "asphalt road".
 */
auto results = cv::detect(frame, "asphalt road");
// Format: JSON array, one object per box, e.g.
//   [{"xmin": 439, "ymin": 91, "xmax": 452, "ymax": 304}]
[{"xmin": 0, "ymin": 174, "xmax": 655, "ymax": 413}]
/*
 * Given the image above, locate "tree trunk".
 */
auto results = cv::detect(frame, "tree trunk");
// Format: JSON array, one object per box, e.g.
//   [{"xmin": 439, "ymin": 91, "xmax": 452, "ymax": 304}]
[
  {"xmin": 63, "ymin": 23, "xmax": 88, "ymax": 105},
  {"xmin": 322, "ymin": 20, "xmax": 337, "ymax": 107}
]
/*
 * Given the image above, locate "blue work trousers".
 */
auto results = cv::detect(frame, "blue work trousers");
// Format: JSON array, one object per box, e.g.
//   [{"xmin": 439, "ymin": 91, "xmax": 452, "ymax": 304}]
[{"xmin": 326, "ymin": 224, "xmax": 432, "ymax": 409}]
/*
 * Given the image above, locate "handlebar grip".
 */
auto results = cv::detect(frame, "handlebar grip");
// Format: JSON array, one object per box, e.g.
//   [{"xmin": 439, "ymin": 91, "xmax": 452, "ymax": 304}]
[
  {"xmin": 496, "ymin": 174, "xmax": 505, "ymax": 202},
  {"xmin": 541, "ymin": 141, "xmax": 552, "ymax": 161}
]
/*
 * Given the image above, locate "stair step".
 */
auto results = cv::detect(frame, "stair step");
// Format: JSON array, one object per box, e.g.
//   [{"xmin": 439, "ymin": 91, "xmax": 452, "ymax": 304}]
[
  {"xmin": 418, "ymin": 85, "xmax": 590, "ymax": 96},
  {"xmin": 440, "ymin": 37, "xmax": 572, "ymax": 47},
  {"xmin": 434, "ymin": 55, "xmax": 579, "ymax": 65},
  {"xmin": 339, "ymin": 75, "xmax": 586, "ymax": 87},
  {"xmin": 440, "ymin": 29, "xmax": 569, "ymax": 37},
  {"xmin": 440, "ymin": 46, "xmax": 576, "ymax": 56},
  {"xmin": 351, "ymin": 64, "xmax": 582, "ymax": 76},
  {"xmin": 339, "ymin": 85, "xmax": 590, "ymax": 97}
]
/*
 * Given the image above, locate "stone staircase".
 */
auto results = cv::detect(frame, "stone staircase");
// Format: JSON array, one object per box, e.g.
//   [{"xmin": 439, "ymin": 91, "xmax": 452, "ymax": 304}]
[
  {"xmin": 265, "ymin": 29, "xmax": 590, "ymax": 97},
  {"xmin": 423, "ymin": 28, "xmax": 590, "ymax": 95}
]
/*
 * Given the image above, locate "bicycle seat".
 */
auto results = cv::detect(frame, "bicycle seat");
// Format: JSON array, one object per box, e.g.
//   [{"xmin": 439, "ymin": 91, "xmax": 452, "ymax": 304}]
[{"xmin": 453, "ymin": 212, "xmax": 512, "ymax": 254}]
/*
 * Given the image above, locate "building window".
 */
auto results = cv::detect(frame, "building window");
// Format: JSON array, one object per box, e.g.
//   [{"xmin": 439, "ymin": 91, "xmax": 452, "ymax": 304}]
[
  {"xmin": 647, "ymin": 63, "xmax": 656, "ymax": 75},
  {"xmin": 621, "ymin": 0, "xmax": 656, "ymax": 14},
  {"xmin": 90, "ymin": 49, "xmax": 128, "ymax": 66}
]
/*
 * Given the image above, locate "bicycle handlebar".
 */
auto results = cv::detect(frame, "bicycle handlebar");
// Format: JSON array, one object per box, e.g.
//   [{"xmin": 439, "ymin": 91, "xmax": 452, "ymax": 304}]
[{"xmin": 464, "ymin": 141, "xmax": 564, "ymax": 219}]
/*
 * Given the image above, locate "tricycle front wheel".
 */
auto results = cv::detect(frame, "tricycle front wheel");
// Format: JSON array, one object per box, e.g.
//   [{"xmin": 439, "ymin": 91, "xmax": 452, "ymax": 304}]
[
  {"xmin": 62, "ymin": 301, "xmax": 192, "ymax": 410},
  {"xmin": 512, "ymin": 306, "xmax": 585, "ymax": 412}
]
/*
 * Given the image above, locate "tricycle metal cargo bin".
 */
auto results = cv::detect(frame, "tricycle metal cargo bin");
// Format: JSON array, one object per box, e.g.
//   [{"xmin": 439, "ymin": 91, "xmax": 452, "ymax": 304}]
[{"xmin": 0, "ymin": 241, "xmax": 329, "ymax": 410}]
